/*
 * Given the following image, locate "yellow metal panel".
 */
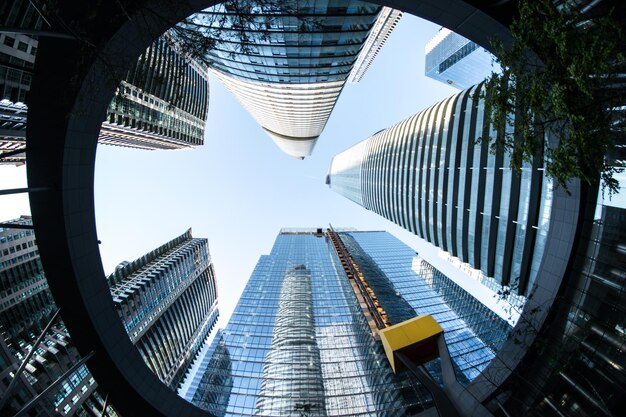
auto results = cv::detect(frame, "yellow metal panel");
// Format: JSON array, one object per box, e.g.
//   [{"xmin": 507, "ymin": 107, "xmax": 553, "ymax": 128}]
[{"xmin": 378, "ymin": 315, "xmax": 443, "ymax": 373}]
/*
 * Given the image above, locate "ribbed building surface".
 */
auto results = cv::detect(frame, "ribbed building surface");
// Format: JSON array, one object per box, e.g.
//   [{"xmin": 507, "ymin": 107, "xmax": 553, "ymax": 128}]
[
  {"xmin": 328, "ymin": 84, "xmax": 553, "ymax": 296},
  {"xmin": 255, "ymin": 265, "xmax": 327, "ymax": 416},
  {"xmin": 347, "ymin": 7, "xmax": 402, "ymax": 83},
  {"xmin": 0, "ymin": 216, "xmax": 118, "ymax": 416},
  {"xmin": 182, "ymin": 0, "xmax": 399, "ymax": 159},
  {"xmin": 107, "ymin": 229, "xmax": 219, "ymax": 390},
  {"xmin": 424, "ymin": 28, "xmax": 495, "ymax": 90}
]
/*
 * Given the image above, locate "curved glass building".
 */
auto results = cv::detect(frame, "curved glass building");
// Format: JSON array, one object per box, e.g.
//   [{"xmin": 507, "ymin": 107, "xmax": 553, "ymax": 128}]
[
  {"xmin": 255, "ymin": 265, "xmax": 327, "ymax": 416},
  {"xmin": 184, "ymin": 229, "xmax": 429, "ymax": 416},
  {"xmin": 328, "ymin": 83, "xmax": 554, "ymax": 297},
  {"xmin": 180, "ymin": 1, "xmax": 401, "ymax": 159}
]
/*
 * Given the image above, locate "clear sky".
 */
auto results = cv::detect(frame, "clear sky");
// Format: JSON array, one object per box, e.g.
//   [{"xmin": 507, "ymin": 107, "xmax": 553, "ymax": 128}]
[
  {"xmin": 0, "ymin": 13, "xmax": 509, "ymax": 331},
  {"xmin": 92, "ymin": 13, "xmax": 463, "ymax": 329}
]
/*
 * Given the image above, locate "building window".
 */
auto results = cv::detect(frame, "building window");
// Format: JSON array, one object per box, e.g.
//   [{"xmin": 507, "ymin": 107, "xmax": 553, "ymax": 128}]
[{"xmin": 3, "ymin": 36, "xmax": 15, "ymax": 47}]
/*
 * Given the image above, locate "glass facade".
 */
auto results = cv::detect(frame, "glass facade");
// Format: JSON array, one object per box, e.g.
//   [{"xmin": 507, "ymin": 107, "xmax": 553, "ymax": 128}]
[
  {"xmin": 0, "ymin": 1, "xmax": 39, "ymax": 165},
  {"xmin": 339, "ymin": 231, "xmax": 511, "ymax": 383},
  {"xmin": 184, "ymin": 228, "xmax": 513, "ymax": 415},
  {"xmin": 179, "ymin": 0, "xmax": 399, "ymax": 158},
  {"xmin": 424, "ymin": 28, "xmax": 496, "ymax": 90},
  {"xmin": 107, "ymin": 229, "xmax": 219, "ymax": 390},
  {"xmin": 254, "ymin": 265, "xmax": 327, "ymax": 416},
  {"xmin": 194, "ymin": 1, "xmax": 382, "ymax": 84},
  {"xmin": 184, "ymin": 229, "xmax": 433, "ymax": 416},
  {"xmin": 328, "ymin": 84, "xmax": 553, "ymax": 297},
  {"xmin": 100, "ymin": 33, "xmax": 210, "ymax": 150}
]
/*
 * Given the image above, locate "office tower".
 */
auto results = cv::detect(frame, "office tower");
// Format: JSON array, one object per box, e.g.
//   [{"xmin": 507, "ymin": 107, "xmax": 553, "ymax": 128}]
[
  {"xmin": 328, "ymin": 83, "xmax": 553, "ymax": 297},
  {"xmin": 425, "ymin": 27, "xmax": 495, "ymax": 90},
  {"xmin": 99, "ymin": 33, "xmax": 210, "ymax": 151},
  {"xmin": 107, "ymin": 228, "xmax": 219, "ymax": 390},
  {"xmin": 183, "ymin": 228, "xmax": 510, "ymax": 416},
  {"xmin": 0, "ymin": 216, "xmax": 117, "ymax": 416},
  {"xmin": 181, "ymin": 1, "xmax": 401, "ymax": 159},
  {"xmin": 0, "ymin": 2, "xmax": 210, "ymax": 164}
]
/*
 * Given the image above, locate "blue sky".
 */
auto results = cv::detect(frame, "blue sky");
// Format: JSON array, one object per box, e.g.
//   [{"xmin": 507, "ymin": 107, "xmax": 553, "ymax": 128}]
[
  {"xmin": 90, "ymin": 15, "xmax": 457, "ymax": 326},
  {"xmin": 0, "ymin": 14, "xmax": 517, "ymax": 329},
  {"xmin": 92, "ymin": 14, "xmax": 461, "ymax": 327}
]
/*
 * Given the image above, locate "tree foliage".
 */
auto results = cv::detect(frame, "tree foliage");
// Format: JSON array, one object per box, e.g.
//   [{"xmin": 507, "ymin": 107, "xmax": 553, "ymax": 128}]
[
  {"xmin": 170, "ymin": 0, "xmax": 318, "ymax": 63},
  {"xmin": 483, "ymin": 0, "xmax": 625, "ymax": 194}
]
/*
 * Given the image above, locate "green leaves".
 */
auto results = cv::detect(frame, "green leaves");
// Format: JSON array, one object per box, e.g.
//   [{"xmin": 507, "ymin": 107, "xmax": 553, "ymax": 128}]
[{"xmin": 483, "ymin": 0, "xmax": 624, "ymax": 195}]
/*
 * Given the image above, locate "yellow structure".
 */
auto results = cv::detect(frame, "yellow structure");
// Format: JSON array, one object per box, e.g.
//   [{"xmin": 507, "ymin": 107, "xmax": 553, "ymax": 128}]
[{"xmin": 378, "ymin": 315, "xmax": 443, "ymax": 373}]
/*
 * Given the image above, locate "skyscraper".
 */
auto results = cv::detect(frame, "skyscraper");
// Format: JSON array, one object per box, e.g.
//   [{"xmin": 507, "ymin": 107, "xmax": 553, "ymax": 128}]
[
  {"xmin": 0, "ymin": 1, "xmax": 210, "ymax": 163},
  {"xmin": 99, "ymin": 33, "xmax": 210, "ymax": 151},
  {"xmin": 0, "ymin": 216, "xmax": 117, "ymax": 416},
  {"xmin": 107, "ymin": 228, "xmax": 219, "ymax": 390},
  {"xmin": 180, "ymin": 1, "xmax": 401, "ymax": 159},
  {"xmin": 182, "ymin": 228, "xmax": 510, "ymax": 416},
  {"xmin": 328, "ymin": 83, "xmax": 553, "ymax": 297},
  {"xmin": 424, "ymin": 27, "xmax": 495, "ymax": 90},
  {"xmin": 0, "ymin": 220, "xmax": 218, "ymax": 414}
]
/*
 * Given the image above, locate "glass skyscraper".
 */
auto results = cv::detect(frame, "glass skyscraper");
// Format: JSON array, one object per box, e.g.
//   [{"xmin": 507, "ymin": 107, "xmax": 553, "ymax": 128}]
[
  {"xmin": 100, "ymin": 33, "xmax": 210, "ymax": 151},
  {"xmin": 328, "ymin": 83, "xmax": 554, "ymax": 297},
  {"xmin": 179, "ymin": 1, "xmax": 401, "ymax": 159},
  {"xmin": 504, "ymin": 198, "xmax": 626, "ymax": 417},
  {"xmin": 182, "ymin": 228, "xmax": 510, "ymax": 416},
  {"xmin": 338, "ymin": 231, "xmax": 511, "ymax": 383},
  {"xmin": 107, "ymin": 229, "xmax": 219, "ymax": 390},
  {"xmin": 424, "ymin": 28, "xmax": 496, "ymax": 90}
]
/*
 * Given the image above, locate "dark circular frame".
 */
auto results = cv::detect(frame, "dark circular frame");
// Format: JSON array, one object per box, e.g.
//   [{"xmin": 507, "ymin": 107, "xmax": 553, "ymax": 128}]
[{"xmin": 25, "ymin": 1, "xmax": 585, "ymax": 415}]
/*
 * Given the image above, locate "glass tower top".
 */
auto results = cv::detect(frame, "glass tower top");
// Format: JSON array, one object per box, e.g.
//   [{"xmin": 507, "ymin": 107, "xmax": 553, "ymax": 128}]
[
  {"xmin": 177, "ymin": 1, "xmax": 399, "ymax": 158},
  {"xmin": 424, "ymin": 28, "xmax": 496, "ymax": 90}
]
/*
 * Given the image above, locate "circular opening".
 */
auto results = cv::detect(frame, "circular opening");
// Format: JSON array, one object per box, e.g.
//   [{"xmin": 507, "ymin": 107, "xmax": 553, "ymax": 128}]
[{"xmin": 10, "ymin": 1, "xmax": 624, "ymax": 416}]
